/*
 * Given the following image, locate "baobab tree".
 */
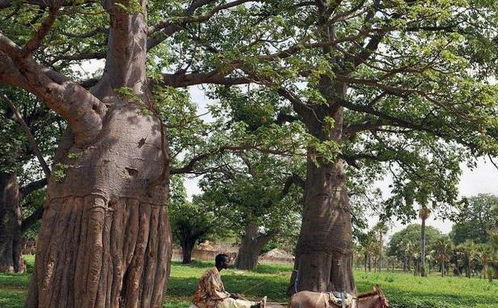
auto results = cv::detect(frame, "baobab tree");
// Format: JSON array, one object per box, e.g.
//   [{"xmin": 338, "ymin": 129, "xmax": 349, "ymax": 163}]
[
  {"xmin": 1, "ymin": 0, "xmax": 256, "ymax": 305},
  {"xmin": 1, "ymin": 1, "xmax": 175, "ymax": 305}
]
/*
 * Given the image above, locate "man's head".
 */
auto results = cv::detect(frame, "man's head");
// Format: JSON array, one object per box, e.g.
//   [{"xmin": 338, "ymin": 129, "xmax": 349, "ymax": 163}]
[{"xmin": 215, "ymin": 253, "xmax": 229, "ymax": 270}]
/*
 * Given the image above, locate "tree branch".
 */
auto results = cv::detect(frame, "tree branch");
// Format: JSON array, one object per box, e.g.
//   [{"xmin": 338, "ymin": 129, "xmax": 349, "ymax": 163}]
[
  {"xmin": 95, "ymin": 0, "xmax": 148, "ymax": 95},
  {"xmin": 351, "ymin": 32, "xmax": 386, "ymax": 69},
  {"xmin": 162, "ymin": 70, "xmax": 253, "ymax": 88},
  {"xmin": 343, "ymin": 120, "xmax": 383, "ymax": 136},
  {"xmin": 19, "ymin": 178, "xmax": 47, "ymax": 199},
  {"xmin": 22, "ymin": 4, "xmax": 62, "ymax": 57},
  {"xmin": 336, "ymin": 98, "xmax": 478, "ymax": 150},
  {"xmin": 147, "ymin": 0, "xmax": 257, "ymax": 49},
  {"xmin": 61, "ymin": 27, "xmax": 108, "ymax": 38},
  {"xmin": 21, "ymin": 206, "xmax": 43, "ymax": 233},
  {"xmin": 171, "ymin": 144, "xmax": 299, "ymax": 175},
  {"xmin": 1, "ymin": 93, "xmax": 51, "ymax": 177},
  {"xmin": 0, "ymin": 0, "xmax": 96, "ymax": 9},
  {"xmin": 281, "ymin": 173, "xmax": 305, "ymax": 197},
  {"xmin": 0, "ymin": 34, "xmax": 106, "ymax": 145},
  {"xmin": 49, "ymin": 51, "xmax": 106, "ymax": 63}
]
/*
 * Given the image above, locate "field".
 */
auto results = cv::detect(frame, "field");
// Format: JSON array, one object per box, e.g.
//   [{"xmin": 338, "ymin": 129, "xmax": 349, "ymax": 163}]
[{"xmin": 1, "ymin": 256, "xmax": 497, "ymax": 307}]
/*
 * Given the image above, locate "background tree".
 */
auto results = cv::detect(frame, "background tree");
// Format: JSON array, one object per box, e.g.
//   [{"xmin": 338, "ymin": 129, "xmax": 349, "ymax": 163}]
[
  {"xmin": 200, "ymin": 150, "xmax": 304, "ymax": 270},
  {"xmin": 2, "ymin": 0, "xmax": 498, "ymax": 302},
  {"xmin": 371, "ymin": 222, "xmax": 389, "ymax": 272},
  {"xmin": 0, "ymin": 88, "xmax": 59, "ymax": 273},
  {"xmin": 419, "ymin": 205, "xmax": 432, "ymax": 277},
  {"xmin": 450, "ymin": 194, "xmax": 498, "ymax": 245},
  {"xmin": 388, "ymin": 224, "xmax": 443, "ymax": 273},
  {"xmin": 432, "ymin": 237, "xmax": 452, "ymax": 277},
  {"xmin": 168, "ymin": 176, "xmax": 225, "ymax": 264}
]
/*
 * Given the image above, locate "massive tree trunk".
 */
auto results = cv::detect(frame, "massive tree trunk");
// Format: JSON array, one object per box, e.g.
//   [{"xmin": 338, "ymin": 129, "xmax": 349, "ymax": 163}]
[
  {"xmin": 18, "ymin": 1, "xmax": 173, "ymax": 307},
  {"xmin": 290, "ymin": 77, "xmax": 355, "ymax": 294},
  {"xmin": 26, "ymin": 103, "xmax": 172, "ymax": 307},
  {"xmin": 293, "ymin": 157, "xmax": 355, "ymax": 293},
  {"xmin": 235, "ymin": 223, "xmax": 274, "ymax": 270},
  {"xmin": 0, "ymin": 171, "xmax": 25, "ymax": 273}
]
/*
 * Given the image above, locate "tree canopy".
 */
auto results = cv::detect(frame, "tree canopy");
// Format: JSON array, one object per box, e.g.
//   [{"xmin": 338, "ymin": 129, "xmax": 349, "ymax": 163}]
[
  {"xmin": 450, "ymin": 194, "xmax": 498, "ymax": 245},
  {"xmin": 387, "ymin": 223, "xmax": 443, "ymax": 261}
]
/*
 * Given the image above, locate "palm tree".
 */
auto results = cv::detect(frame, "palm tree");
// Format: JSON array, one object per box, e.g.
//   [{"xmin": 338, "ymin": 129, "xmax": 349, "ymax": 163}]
[
  {"xmin": 475, "ymin": 243, "xmax": 492, "ymax": 280},
  {"xmin": 489, "ymin": 230, "xmax": 498, "ymax": 280},
  {"xmin": 400, "ymin": 239, "xmax": 416, "ymax": 272},
  {"xmin": 433, "ymin": 238, "xmax": 452, "ymax": 277},
  {"xmin": 458, "ymin": 241, "xmax": 477, "ymax": 278},
  {"xmin": 372, "ymin": 223, "xmax": 389, "ymax": 272},
  {"xmin": 419, "ymin": 206, "xmax": 431, "ymax": 277}
]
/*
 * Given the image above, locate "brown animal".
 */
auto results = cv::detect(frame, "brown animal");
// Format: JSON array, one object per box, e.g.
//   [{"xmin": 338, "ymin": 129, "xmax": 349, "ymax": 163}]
[{"xmin": 289, "ymin": 286, "xmax": 389, "ymax": 308}]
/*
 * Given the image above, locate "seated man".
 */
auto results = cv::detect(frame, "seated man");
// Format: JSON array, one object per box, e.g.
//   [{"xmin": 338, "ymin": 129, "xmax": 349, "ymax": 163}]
[{"xmin": 192, "ymin": 253, "xmax": 266, "ymax": 308}]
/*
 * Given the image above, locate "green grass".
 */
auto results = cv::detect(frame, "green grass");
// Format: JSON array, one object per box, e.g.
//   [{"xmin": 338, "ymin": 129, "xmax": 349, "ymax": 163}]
[{"xmin": 1, "ymin": 257, "xmax": 498, "ymax": 307}]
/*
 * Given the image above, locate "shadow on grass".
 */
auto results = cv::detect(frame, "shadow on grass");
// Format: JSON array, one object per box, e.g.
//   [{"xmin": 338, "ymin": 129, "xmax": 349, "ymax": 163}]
[{"xmin": 251, "ymin": 264, "xmax": 293, "ymax": 274}]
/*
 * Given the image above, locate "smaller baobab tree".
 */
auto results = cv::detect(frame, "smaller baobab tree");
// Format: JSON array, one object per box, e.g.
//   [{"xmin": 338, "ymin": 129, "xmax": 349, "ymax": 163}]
[
  {"xmin": 419, "ymin": 206, "xmax": 431, "ymax": 277},
  {"xmin": 169, "ymin": 177, "xmax": 224, "ymax": 264}
]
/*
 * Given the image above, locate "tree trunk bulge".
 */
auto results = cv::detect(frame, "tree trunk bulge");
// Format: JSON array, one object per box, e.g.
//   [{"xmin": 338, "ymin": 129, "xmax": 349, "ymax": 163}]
[
  {"xmin": 26, "ymin": 104, "xmax": 172, "ymax": 307},
  {"xmin": 0, "ymin": 171, "xmax": 25, "ymax": 273},
  {"xmin": 235, "ymin": 223, "xmax": 274, "ymax": 270},
  {"xmin": 292, "ymin": 158, "xmax": 355, "ymax": 294}
]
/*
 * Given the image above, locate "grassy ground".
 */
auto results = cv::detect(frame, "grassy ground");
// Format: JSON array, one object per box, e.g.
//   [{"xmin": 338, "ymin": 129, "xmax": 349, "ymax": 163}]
[{"xmin": 1, "ymin": 256, "xmax": 497, "ymax": 307}]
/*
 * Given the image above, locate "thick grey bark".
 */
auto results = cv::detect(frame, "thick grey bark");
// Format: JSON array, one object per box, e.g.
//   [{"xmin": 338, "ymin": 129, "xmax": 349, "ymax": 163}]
[
  {"xmin": 0, "ymin": 171, "xmax": 25, "ymax": 273},
  {"xmin": 235, "ymin": 223, "xmax": 274, "ymax": 270},
  {"xmin": 293, "ymin": 157, "xmax": 355, "ymax": 294},
  {"xmin": 21, "ymin": 1, "xmax": 173, "ymax": 307},
  {"xmin": 26, "ymin": 104, "xmax": 172, "ymax": 307},
  {"xmin": 290, "ymin": 78, "xmax": 355, "ymax": 294}
]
